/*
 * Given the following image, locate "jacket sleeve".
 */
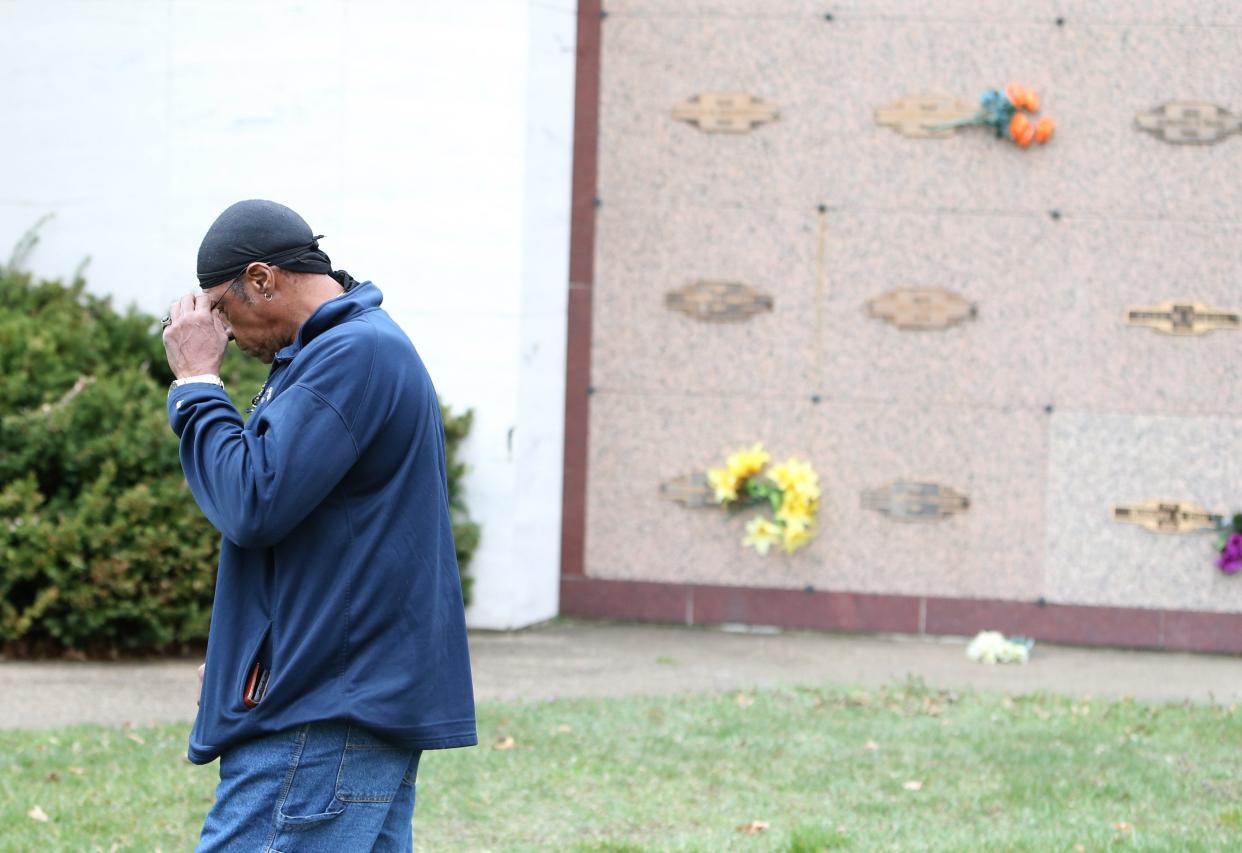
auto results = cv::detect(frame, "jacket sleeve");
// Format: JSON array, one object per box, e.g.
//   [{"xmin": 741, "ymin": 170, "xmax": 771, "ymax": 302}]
[{"xmin": 167, "ymin": 382, "xmax": 360, "ymax": 549}]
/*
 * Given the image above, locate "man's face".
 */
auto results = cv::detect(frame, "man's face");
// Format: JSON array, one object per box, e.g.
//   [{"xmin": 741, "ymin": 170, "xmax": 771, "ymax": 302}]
[{"xmin": 203, "ymin": 272, "xmax": 286, "ymax": 364}]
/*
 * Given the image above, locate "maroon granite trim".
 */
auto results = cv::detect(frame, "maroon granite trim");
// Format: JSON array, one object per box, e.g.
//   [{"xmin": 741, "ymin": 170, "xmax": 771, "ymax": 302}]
[
  {"xmin": 560, "ymin": 577, "xmax": 689, "ymax": 623},
  {"xmin": 1162, "ymin": 609, "xmax": 1242, "ymax": 654},
  {"xmin": 560, "ymin": 0, "xmax": 602, "ymax": 577},
  {"xmin": 690, "ymin": 585, "xmax": 920, "ymax": 634},
  {"xmin": 559, "ymin": 577, "xmax": 1242, "ymax": 654},
  {"xmin": 923, "ymin": 597, "xmax": 1164, "ymax": 649}
]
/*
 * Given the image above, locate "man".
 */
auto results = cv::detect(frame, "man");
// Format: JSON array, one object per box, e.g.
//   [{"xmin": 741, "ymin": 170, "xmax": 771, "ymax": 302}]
[{"xmin": 162, "ymin": 200, "xmax": 477, "ymax": 851}]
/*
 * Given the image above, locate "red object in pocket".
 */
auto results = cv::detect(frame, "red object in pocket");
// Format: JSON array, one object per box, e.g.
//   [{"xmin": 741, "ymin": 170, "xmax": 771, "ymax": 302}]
[{"xmin": 243, "ymin": 661, "xmax": 263, "ymax": 708}]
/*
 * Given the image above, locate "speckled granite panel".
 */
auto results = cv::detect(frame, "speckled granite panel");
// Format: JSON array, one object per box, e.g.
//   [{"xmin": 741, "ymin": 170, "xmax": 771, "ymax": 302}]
[
  {"xmin": 597, "ymin": 16, "xmax": 823, "ymax": 208},
  {"xmin": 827, "ymin": 1, "xmax": 1242, "ymax": 24},
  {"xmin": 1045, "ymin": 411, "xmax": 1242, "ymax": 612},
  {"xmin": 1063, "ymin": 1, "xmax": 1242, "ymax": 25},
  {"xmin": 1051, "ymin": 220, "xmax": 1242, "ymax": 417},
  {"xmin": 592, "ymin": 204, "xmax": 818, "ymax": 397},
  {"xmin": 817, "ymin": 210, "xmax": 1065, "ymax": 408},
  {"xmin": 805, "ymin": 20, "xmax": 1242, "ymax": 219},
  {"xmin": 605, "ymin": 0, "xmax": 824, "ymax": 15},
  {"xmin": 607, "ymin": 1, "xmax": 1242, "ymax": 24},
  {"xmin": 601, "ymin": 13, "xmax": 1242, "ymax": 217},
  {"xmin": 585, "ymin": 392, "xmax": 1046, "ymax": 601}
]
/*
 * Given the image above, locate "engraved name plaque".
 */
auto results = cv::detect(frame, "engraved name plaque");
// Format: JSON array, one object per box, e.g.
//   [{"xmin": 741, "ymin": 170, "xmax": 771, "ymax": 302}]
[
  {"xmin": 861, "ymin": 481, "xmax": 970, "ymax": 522},
  {"xmin": 660, "ymin": 473, "xmax": 714, "ymax": 509},
  {"xmin": 1113, "ymin": 500, "xmax": 1221, "ymax": 534},
  {"xmin": 1125, "ymin": 301, "xmax": 1240, "ymax": 336},
  {"xmin": 875, "ymin": 95, "xmax": 977, "ymax": 139},
  {"xmin": 672, "ymin": 92, "xmax": 779, "ymax": 134},
  {"xmin": 1136, "ymin": 102, "xmax": 1242, "ymax": 145},
  {"xmin": 867, "ymin": 288, "xmax": 977, "ymax": 330},
  {"xmin": 666, "ymin": 281, "xmax": 774, "ymax": 323}
]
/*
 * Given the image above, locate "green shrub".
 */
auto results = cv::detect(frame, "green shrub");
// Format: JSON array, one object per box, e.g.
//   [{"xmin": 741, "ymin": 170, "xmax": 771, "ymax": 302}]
[
  {"xmin": 441, "ymin": 403, "xmax": 480, "ymax": 606},
  {"xmin": 0, "ymin": 247, "xmax": 479, "ymax": 655}
]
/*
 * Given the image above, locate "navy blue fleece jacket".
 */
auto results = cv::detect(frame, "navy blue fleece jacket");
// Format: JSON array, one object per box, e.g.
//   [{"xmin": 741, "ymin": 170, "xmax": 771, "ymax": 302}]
[{"xmin": 168, "ymin": 282, "xmax": 476, "ymax": 764}]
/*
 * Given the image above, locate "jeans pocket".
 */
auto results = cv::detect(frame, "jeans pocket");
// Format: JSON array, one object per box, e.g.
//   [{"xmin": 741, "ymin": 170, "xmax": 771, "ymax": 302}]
[
  {"xmin": 334, "ymin": 726, "xmax": 413, "ymax": 804},
  {"xmin": 274, "ymin": 799, "xmax": 345, "ymax": 831},
  {"xmin": 274, "ymin": 725, "xmax": 347, "ymax": 832}
]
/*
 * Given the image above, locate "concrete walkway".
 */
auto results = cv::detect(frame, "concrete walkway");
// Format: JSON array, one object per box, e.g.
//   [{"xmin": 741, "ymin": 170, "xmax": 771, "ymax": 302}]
[{"xmin": 1, "ymin": 621, "xmax": 1239, "ymax": 730}]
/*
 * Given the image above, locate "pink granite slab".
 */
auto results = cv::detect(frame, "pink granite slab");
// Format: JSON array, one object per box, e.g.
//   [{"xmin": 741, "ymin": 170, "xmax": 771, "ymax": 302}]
[
  {"xmin": 1050, "ymin": 219, "xmax": 1242, "ymax": 417},
  {"xmin": 591, "ymin": 203, "xmax": 818, "ymax": 398},
  {"xmin": 585, "ymin": 391, "xmax": 1047, "ymax": 601},
  {"xmin": 804, "ymin": 19, "xmax": 1242, "ymax": 220},
  {"xmin": 817, "ymin": 209, "xmax": 1065, "ymax": 409},
  {"xmin": 1045, "ymin": 411, "xmax": 1242, "ymax": 612},
  {"xmin": 605, "ymin": 0, "xmax": 825, "ymax": 15},
  {"xmin": 597, "ymin": 15, "xmax": 824, "ymax": 209}
]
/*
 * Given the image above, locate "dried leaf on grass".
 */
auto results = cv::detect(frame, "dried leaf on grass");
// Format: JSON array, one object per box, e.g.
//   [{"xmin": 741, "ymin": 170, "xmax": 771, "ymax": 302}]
[
  {"xmin": 735, "ymin": 820, "xmax": 770, "ymax": 834},
  {"xmin": 493, "ymin": 736, "xmax": 517, "ymax": 750},
  {"xmin": 27, "ymin": 805, "xmax": 49, "ymax": 822},
  {"xmin": 126, "ymin": 732, "xmax": 145, "ymax": 745},
  {"xmin": 903, "ymin": 780, "xmax": 924, "ymax": 791}
]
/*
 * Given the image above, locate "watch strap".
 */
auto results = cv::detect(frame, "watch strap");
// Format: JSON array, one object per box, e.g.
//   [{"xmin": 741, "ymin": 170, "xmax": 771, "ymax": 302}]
[{"xmin": 169, "ymin": 374, "xmax": 224, "ymax": 392}]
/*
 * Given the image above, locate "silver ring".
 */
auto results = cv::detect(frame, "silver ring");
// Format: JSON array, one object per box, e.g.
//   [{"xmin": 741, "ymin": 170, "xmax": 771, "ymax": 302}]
[{"xmin": 160, "ymin": 314, "xmax": 172, "ymax": 328}]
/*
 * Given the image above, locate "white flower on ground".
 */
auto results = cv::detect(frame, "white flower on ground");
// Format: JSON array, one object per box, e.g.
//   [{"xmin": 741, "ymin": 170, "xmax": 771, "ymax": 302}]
[{"xmin": 966, "ymin": 630, "xmax": 1032, "ymax": 664}]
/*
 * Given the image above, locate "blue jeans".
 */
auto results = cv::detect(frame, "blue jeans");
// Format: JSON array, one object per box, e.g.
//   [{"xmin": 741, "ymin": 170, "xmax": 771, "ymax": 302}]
[{"xmin": 196, "ymin": 721, "xmax": 422, "ymax": 852}]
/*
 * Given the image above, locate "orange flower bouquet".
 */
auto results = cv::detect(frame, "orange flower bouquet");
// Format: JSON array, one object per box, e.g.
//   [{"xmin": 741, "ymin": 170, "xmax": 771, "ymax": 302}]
[{"xmin": 934, "ymin": 83, "xmax": 1055, "ymax": 148}]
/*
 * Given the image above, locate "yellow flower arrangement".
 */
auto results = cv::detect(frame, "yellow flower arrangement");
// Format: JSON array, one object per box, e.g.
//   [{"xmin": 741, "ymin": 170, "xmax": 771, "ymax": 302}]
[
  {"xmin": 707, "ymin": 442, "xmax": 769, "ymax": 503},
  {"xmin": 742, "ymin": 516, "xmax": 782, "ymax": 556},
  {"xmin": 705, "ymin": 443, "xmax": 820, "ymax": 556}
]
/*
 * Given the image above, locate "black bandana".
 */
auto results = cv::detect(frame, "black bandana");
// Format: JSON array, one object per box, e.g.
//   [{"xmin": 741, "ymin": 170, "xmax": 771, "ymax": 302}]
[{"xmin": 196, "ymin": 199, "xmax": 357, "ymax": 290}]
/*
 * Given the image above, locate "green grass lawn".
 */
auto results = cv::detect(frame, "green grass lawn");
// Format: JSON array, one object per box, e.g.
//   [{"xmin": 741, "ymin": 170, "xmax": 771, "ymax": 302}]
[{"xmin": 2, "ymin": 680, "xmax": 1240, "ymax": 851}]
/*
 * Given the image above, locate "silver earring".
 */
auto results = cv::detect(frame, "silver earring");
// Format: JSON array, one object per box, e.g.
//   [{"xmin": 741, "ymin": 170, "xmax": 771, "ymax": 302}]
[{"xmin": 264, "ymin": 293, "xmax": 273, "ymax": 302}]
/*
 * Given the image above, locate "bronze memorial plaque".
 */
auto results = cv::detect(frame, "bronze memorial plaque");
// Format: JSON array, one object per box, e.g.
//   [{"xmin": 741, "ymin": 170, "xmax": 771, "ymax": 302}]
[
  {"xmin": 1125, "ymin": 301, "xmax": 1240, "ymax": 336},
  {"xmin": 1136, "ymin": 102, "xmax": 1242, "ymax": 145},
  {"xmin": 666, "ymin": 280, "xmax": 774, "ymax": 323},
  {"xmin": 867, "ymin": 287, "xmax": 977, "ymax": 330},
  {"xmin": 672, "ymin": 92, "xmax": 779, "ymax": 134},
  {"xmin": 874, "ymin": 94, "xmax": 978, "ymax": 139},
  {"xmin": 1112, "ymin": 500, "xmax": 1221, "ymax": 534},
  {"xmin": 659, "ymin": 473, "xmax": 715, "ymax": 509},
  {"xmin": 861, "ymin": 481, "xmax": 970, "ymax": 522}
]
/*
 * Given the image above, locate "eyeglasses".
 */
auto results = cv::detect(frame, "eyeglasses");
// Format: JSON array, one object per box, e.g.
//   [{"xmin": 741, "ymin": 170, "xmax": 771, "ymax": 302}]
[{"xmin": 202, "ymin": 270, "xmax": 246, "ymax": 315}]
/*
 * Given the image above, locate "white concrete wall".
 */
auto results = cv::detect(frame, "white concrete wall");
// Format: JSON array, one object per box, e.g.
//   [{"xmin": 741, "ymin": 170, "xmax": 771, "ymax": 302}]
[{"xmin": 0, "ymin": 0, "xmax": 574, "ymax": 629}]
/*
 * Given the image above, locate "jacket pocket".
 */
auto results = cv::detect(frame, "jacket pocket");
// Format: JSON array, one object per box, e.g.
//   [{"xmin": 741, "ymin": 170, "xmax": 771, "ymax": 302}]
[{"xmin": 235, "ymin": 621, "xmax": 272, "ymax": 712}]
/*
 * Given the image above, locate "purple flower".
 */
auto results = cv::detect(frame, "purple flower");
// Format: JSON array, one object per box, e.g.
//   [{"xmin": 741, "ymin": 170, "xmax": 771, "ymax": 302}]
[{"xmin": 1217, "ymin": 533, "xmax": 1242, "ymax": 574}]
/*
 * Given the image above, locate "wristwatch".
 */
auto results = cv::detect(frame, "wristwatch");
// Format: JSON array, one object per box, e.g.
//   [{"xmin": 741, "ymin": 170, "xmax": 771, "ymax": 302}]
[{"xmin": 169, "ymin": 374, "xmax": 224, "ymax": 392}]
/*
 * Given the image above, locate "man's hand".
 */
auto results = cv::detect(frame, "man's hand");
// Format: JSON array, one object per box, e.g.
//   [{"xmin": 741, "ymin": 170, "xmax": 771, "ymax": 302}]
[
  {"xmin": 163, "ymin": 293, "xmax": 230, "ymax": 379},
  {"xmin": 197, "ymin": 662, "xmax": 205, "ymax": 706}
]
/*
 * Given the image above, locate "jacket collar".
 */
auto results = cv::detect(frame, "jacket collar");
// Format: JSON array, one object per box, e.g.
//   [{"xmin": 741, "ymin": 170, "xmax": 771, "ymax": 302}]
[{"xmin": 274, "ymin": 281, "xmax": 382, "ymax": 361}]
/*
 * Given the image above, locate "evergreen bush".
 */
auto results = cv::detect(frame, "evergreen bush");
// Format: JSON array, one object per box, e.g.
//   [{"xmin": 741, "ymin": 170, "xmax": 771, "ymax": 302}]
[{"xmin": 0, "ymin": 244, "xmax": 478, "ymax": 656}]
